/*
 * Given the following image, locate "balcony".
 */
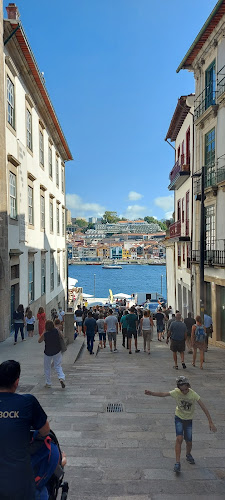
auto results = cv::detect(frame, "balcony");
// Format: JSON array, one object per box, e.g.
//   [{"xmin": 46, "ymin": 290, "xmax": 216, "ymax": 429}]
[
  {"xmin": 194, "ymin": 166, "xmax": 225, "ymax": 194},
  {"xmin": 194, "ymin": 86, "xmax": 217, "ymax": 121},
  {"xmin": 217, "ymin": 65, "xmax": 225, "ymax": 99},
  {"xmin": 169, "ymin": 219, "xmax": 190, "ymax": 240},
  {"xmin": 168, "ymin": 156, "xmax": 190, "ymax": 191},
  {"xmin": 192, "ymin": 240, "xmax": 225, "ymax": 267}
]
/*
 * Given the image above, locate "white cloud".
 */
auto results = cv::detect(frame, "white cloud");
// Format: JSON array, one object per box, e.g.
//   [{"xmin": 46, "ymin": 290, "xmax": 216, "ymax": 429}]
[
  {"xmin": 165, "ymin": 211, "xmax": 173, "ymax": 219},
  {"xmin": 122, "ymin": 204, "xmax": 147, "ymax": 220},
  {"xmin": 128, "ymin": 191, "xmax": 143, "ymax": 201},
  {"xmin": 154, "ymin": 195, "xmax": 174, "ymax": 212},
  {"xmin": 66, "ymin": 194, "xmax": 105, "ymax": 218}
]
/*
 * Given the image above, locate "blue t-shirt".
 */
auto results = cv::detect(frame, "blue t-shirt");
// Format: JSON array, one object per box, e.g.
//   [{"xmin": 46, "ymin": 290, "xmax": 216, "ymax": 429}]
[
  {"xmin": 0, "ymin": 392, "xmax": 47, "ymax": 499},
  {"xmin": 84, "ymin": 317, "xmax": 96, "ymax": 335},
  {"xmin": 170, "ymin": 320, "xmax": 187, "ymax": 341}
]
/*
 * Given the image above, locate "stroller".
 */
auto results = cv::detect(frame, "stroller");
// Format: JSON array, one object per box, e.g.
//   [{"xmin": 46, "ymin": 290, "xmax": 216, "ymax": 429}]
[{"xmin": 30, "ymin": 429, "xmax": 69, "ymax": 499}]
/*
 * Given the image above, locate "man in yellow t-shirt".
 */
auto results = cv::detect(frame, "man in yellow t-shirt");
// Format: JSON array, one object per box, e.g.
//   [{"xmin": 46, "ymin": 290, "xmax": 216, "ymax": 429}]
[{"xmin": 145, "ymin": 376, "xmax": 216, "ymax": 473}]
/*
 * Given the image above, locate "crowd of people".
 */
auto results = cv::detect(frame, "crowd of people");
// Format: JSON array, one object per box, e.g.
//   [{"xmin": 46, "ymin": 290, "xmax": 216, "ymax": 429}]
[{"xmin": 74, "ymin": 303, "xmax": 213, "ymax": 368}]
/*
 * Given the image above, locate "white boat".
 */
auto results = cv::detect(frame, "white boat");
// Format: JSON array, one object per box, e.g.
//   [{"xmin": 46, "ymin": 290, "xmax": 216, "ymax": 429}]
[{"xmin": 102, "ymin": 264, "xmax": 122, "ymax": 269}]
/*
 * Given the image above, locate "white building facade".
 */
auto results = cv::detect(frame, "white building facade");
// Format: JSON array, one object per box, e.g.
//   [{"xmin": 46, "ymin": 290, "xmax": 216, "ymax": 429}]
[
  {"xmin": 177, "ymin": 0, "xmax": 225, "ymax": 346},
  {"xmin": 1, "ymin": 4, "xmax": 72, "ymax": 338},
  {"xmin": 165, "ymin": 95, "xmax": 194, "ymax": 317}
]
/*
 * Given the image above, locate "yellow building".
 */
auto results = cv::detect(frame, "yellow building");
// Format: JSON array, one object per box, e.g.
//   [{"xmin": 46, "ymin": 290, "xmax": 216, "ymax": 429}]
[{"xmin": 122, "ymin": 249, "xmax": 130, "ymax": 260}]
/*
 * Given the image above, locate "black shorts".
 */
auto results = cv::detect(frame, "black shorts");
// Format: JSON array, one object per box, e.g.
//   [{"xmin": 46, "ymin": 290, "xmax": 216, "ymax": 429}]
[
  {"xmin": 122, "ymin": 328, "xmax": 127, "ymax": 336},
  {"xmin": 27, "ymin": 324, "xmax": 34, "ymax": 332},
  {"xmin": 170, "ymin": 339, "xmax": 185, "ymax": 353},
  {"xmin": 127, "ymin": 330, "xmax": 137, "ymax": 339}
]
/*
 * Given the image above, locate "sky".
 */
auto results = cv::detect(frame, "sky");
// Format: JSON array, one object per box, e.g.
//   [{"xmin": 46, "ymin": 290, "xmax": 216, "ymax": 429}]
[{"xmin": 3, "ymin": 0, "xmax": 217, "ymax": 221}]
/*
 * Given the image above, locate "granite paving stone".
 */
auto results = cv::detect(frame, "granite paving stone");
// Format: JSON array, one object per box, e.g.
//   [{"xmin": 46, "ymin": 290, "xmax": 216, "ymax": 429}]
[{"xmin": 0, "ymin": 330, "xmax": 225, "ymax": 498}]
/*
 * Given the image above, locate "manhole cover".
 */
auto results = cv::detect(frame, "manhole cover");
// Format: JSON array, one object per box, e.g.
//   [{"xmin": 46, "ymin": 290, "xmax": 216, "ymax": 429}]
[
  {"xmin": 106, "ymin": 403, "xmax": 123, "ymax": 412},
  {"xmin": 17, "ymin": 385, "xmax": 35, "ymax": 393}
]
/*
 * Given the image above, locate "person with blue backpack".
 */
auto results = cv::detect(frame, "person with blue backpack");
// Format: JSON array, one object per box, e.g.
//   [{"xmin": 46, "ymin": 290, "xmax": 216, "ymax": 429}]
[{"xmin": 191, "ymin": 315, "xmax": 207, "ymax": 369}]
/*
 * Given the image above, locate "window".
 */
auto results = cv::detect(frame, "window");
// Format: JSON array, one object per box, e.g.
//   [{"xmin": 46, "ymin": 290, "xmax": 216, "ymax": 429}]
[
  {"xmin": 28, "ymin": 261, "xmax": 34, "ymax": 302},
  {"xmin": 57, "ymin": 207, "xmax": 60, "ymax": 234},
  {"xmin": 50, "ymin": 253, "xmax": 54, "ymax": 291},
  {"xmin": 177, "ymin": 146, "xmax": 180, "ymax": 162},
  {"xmin": 186, "ymin": 127, "xmax": 190, "ymax": 166},
  {"xmin": 49, "ymin": 200, "xmax": 53, "ymax": 232},
  {"xmin": 181, "ymin": 141, "xmax": 184, "ymax": 165},
  {"xmin": 178, "ymin": 245, "xmax": 181, "ymax": 267},
  {"xmin": 39, "ymin": 130, "xmax": 44, "ymax": 166},
  {"xmin": 57, "ymin": 253, "xmax": 60, "ymax": 286},
  {"xmin": 11, "ymin": 264, "xmax": 19, "ymax": 280},
  {"xmin": 49, "ymin": 145, "xmax": 53, "ymax": 178},
  {"xmin": 205, "ymin": 205, "xmax": 215, "ymax": 251},
  {"xmin": 205, "ymin": 128, "xmax": 215, "ymax": 187},
  {"xmin": 205, "ymin": 60, "xmax": 216, "ymax": 110},
  {"xmin": 9, "ymin": 171, "xmax": 17, "ymax": 218},
  {"xmin": 63, "ymin": 253, "xmax": 66, "ymax": 281},
  {"xmin": 61, "ymin": 166, "xmax": 64, "ymax": 193},
  {"xmin": 56, "ymin": 157, "xmax": 59, "ymax": 187},
  {"xmin": 40, "ymin": 194, "xmax": 45, "ymax": 230},
  {"xmin": 41, "ymin": 256, "xmax": 46, "ymax": 295},
  {"xmin": 183, "ymin": 244, "xmax": 185, "ymax": 262},
  {"xmin": 7, "ymin": 76, "xmax": 15, "ymax": 128},
  {"xmin": 182, "ymin": 198, "xmax": 184, "ymax": 223},
  {"xmin": 177, "ymin": 199, "xmax": 181, "ymax": 221},
  {"xmin": 62, "ymin": 210, "xmax": 65, "ymax": 236},
  {"xmin": 28, "ymin": 186, "xmax": 34, "ymax": 225},
  {"xmin": 26, "ymin": 109, "xmax": 32, "ymax": 150},
  {"xmin": 186, "ymin": 191, "xmax": 190, "ymax": 236},
  {"xmin": 187, "ymin": 243, "xmax": 191, "ymax": 269}
]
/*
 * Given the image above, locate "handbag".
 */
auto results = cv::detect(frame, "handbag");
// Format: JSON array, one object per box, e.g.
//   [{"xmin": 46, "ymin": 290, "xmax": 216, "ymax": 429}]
[{"xmin": 59, "ymin": 332, "xmax": 67, "ymax": 353}]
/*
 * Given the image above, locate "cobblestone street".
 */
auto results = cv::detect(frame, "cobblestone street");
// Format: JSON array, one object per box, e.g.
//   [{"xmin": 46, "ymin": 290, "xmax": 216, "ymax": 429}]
[{"xmin": 1, "ymin": 329, "xmax": 225, "ymax": 499}]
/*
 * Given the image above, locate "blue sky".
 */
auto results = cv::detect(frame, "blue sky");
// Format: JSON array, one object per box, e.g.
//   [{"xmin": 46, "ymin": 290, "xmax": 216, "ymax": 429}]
[{"xmin": 4, "ymin": 0, "xmax": 217, "ymax": 220}]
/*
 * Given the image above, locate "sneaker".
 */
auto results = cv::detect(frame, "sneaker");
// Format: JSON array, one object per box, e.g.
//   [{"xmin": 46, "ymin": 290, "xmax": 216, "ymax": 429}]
[
  {"xmin": 114, "ymin": 348, "xmax": 118, "ymax": 352},
  {"xmin": 129, "ymin": 351, "xmax": 132, "ymax": 354},
  {"xmin": 14, "ymin": 342, "xmax": 17, "ymax": 345},
  {"xmin": 22, "ymin": 339, "xmax": 26, "ymax": 341},
  {"xmin": 45, "ymin": 384, "xmax": 52, "ymax": 388},
  {"xmin": 173, "ymin": 462, "xmax": 181, "ymax": 473},
  {"xmin": 182, "ymin": 363, "xmax": 187, "ymax": 369},
  {"xmin": 186, "ymin": 454, "xmax": 195, "ymax": 464},
  {"xmin": 59, "ymin": 379, "xmax": 66, "ymax": 388},
  {"xmin": 135, "ymin": 349, "xmax": 140, "ymax": 353}
]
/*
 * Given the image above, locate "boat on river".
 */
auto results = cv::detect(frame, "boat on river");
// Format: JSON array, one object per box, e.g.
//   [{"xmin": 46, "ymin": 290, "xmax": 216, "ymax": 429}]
[{"xmin": 102, "ymin": 264, "xmax": 122, "ymax": 269}]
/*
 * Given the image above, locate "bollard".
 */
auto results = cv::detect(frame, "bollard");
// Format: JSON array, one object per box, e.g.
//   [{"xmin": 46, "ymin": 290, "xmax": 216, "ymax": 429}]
[{"xmin": 64, "ymin": 312, "xmax": 75, "ymax": 344}]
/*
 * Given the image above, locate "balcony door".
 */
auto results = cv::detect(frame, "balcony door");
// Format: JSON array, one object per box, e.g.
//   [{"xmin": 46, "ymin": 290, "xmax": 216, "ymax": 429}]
[
  {"xmin": 205, "ymin": 205, "xmax": 215, "ymax": 254},
  {"xmin": 205, "ymin": 60, "xmax": 216, "ymax": 110},
  {"xmin": 205, "ymin": 128, "xmax": 215, "ymax": 188}
]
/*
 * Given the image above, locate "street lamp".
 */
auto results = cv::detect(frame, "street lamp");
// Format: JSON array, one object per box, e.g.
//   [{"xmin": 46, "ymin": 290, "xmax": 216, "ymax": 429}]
[
  {"xmin": 193, "ymin": 166, "xmax": 205, "ymax": 322},
  {"xmin": 94, "ymin": 273, "xmax": 96, "ymax": 298},
  {"xmin": 161, "ymin": 275, "xmax": 163, "ymax": 296}
]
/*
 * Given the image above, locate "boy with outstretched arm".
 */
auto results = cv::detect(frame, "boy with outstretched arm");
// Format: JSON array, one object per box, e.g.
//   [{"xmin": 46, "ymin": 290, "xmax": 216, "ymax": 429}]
[{"xmin": 145, "ymin": 376, "xmax": 217, "ymax": 473}]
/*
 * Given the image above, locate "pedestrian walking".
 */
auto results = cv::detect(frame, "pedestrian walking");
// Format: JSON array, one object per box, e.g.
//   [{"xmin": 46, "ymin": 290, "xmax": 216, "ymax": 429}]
[
  {"xmin": 84, "ymin": 311, "xmax": 97, "ymax": 354},
  {"xmin": 13, "ymin": 304, "xmax": 26, "ymax": 345},
  {"xmin": 126, "ymin": 306, "xmax": 140, "ymax": 354},
  {"xmin": 145, "ymin": 375, "xmax": 216, "ymax": 473},
  {"xmin": 104, "ymin": 309, "xmax": 118, "ymax": 352},
  {"xmin": 38, "ymin": 320, "xmax": 66, "ymax": 388},
  {"xmin": 167, "ymin": 313, "xmax": 176, "ymax": 331},
  {"xmin": 37, "ymin": 307, "xmax": 46, "ymax": 336},
  {"xmin": 96, "ymin": 313, "xmax": 106, "ymax": 349},
  {"xmin": 0, "ymin": 360, "xmax": 50, "ymax": 499},
  {"xmin": 120, "ymin": 310, "xmax": 129, "ymax": 349},
  {"xmin": 155, "ymin": 307, "xmax": 165, "ymax": 341},
  {"xmin": 25, "ymin": 310, "xmax": 35, "ymax": 337},
  {"xmin": 184, "ymin": 312, "xmax": 196, "ymax": 353},
  {"xmin": 140, "ymin": 310, "xmax": 153, "ymax": 354},
  {"xmin": 167, "ymin": 312, "xmax": 187, "ymax": 370},
  {"xmin": 74, "ymin": 305, "xmax": 83, "ymax": 335},
  {"xmin": 204, "ymin": 311, "xmax": 213, "ymax": 348},
  {"xmin": 191, "ymin": 315, "xmax": 207, "ymax": 369}
]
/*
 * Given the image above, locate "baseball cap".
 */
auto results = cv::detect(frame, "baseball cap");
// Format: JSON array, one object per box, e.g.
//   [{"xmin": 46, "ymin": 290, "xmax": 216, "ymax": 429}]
[{"xmin": 176, "ymin": 376, "xmax": 189, "ymax": 386}]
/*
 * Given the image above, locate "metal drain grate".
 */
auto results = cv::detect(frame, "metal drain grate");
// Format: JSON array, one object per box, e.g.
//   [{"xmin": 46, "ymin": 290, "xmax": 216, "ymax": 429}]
[{"xmin": 106, "ymin": 403, "xmax": 123, "ymax": 413}]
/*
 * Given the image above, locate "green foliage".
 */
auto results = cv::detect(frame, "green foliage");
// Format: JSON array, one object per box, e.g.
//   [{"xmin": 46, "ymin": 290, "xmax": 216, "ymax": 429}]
[
  {"xmin": 75, "ymin": 219, "xmax": 88, "ymax": 228},
  {"xmin": 102, "ymin": 211, "xmax": 120, "ymax": 224}
]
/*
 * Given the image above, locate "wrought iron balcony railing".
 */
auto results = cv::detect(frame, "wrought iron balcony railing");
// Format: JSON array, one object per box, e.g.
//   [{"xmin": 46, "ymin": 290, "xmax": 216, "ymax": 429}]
[
  {"xmin": 169, "ymin": 219, "xmax": 190, "ymax": 238},
  {"xmin": 194, "ymin": 86, "xmax": 217, "ymax": 120},
  {"xmin": 192, "ymin": 240, "xmax": 225, "ymax": 266},
  {"xmin": 169, "ymin": 157, "xmax": 190, "ymax": 184},
  {"xmin": 217, "ymin": 65, "xmax": 225, "ymax": 98},
  {"xmin": 194, "ymin": 166, "xmax": 225, "ymax": 194}
]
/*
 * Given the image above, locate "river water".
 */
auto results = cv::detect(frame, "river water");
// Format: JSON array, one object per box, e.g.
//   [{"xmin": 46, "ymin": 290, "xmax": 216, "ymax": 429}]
[{"xmin": 68, "ymin": 264, "xmax": 167, "ymax": 299}]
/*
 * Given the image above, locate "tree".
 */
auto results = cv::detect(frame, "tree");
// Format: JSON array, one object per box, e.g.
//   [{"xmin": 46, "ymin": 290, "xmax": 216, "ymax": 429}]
[
  {"xmin": 75, "ymin": 219, "xmax": 88, "ymax": 228},
  {"xmin": 102, "ymin": 211, "xmax": 120, "ymax": 224}
]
